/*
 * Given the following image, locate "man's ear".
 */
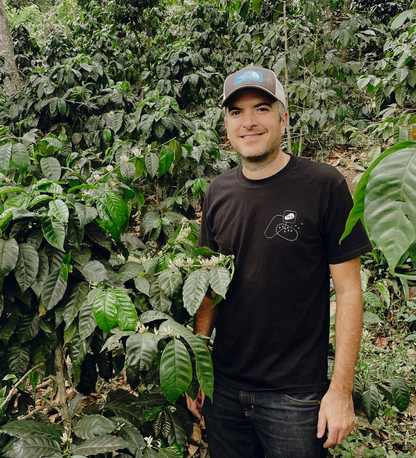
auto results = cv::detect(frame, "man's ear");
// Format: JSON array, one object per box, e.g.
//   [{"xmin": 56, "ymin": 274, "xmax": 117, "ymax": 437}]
[
  {"xmin": 224, "ymin": 117, "xmax": 229, "ymax": 133},
  {"xmin": 280, "ymin": 112, "xmax": 288, "ymax": 134}
]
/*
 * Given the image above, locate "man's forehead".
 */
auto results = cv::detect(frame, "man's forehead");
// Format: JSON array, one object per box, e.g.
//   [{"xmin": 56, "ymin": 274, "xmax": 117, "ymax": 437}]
[{"xmin": 225, "ymin": 88, "xmax": 278, "ymax": 108}]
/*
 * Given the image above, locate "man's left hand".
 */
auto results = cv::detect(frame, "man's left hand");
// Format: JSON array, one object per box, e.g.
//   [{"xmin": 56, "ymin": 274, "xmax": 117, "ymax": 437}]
[{"xmin": 317, "ymin": 388, "xmax": 355, "ymax": 448}]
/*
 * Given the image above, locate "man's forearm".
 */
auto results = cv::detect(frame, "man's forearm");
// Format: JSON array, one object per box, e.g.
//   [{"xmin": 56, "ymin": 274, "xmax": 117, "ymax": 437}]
[{"xmin": 194, "ymin": 294, "xmax": 218, "ymax": 339}]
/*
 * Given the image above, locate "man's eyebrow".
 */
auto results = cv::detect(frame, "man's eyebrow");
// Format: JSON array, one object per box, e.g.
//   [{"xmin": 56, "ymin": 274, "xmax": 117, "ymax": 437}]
[{"xmin": 227, "ymin": 102, "xmax": 273, "ymax": 111}]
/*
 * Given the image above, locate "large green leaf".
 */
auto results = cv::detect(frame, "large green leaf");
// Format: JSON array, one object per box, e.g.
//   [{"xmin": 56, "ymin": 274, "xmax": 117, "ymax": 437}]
[
  {"xmin": 93, "ymin": 289, "xmax": 118, "ymax": 332},
  {"xmin": 40, "ymin": 157, "xmax": 61, "ymax": 181},
  {"xmin": 126, "ymin": 332, "xmax": 158, "ymax": 371},
  {"xmin": 114, "ymin": 288, "xmax": 137, "ymax": 330},
  {"xmin": 62, "ymin": 282, "xmax": 89, "ymax": 329},
  {"xmin": 2, "ymin": 436, "xmax": 61, "ymax": 458},
  {"xmin": 72, "ymin": 435, "xmax": 129, "ymax": 456},
  {"xmin": 11, "ymin": 143, "xmax": 30, "ymax": 175},
  {"xmin": 16, "ymin": 312, "xmax": 40, "ymax": 344},
  {"xmin": 1, "ymin": 421, "xmax": 63, "ymax": 440},
  {"xmin": 160, "ymin": 338, "xmax": 192, "ymax": 403},
  {"xmin": 0, "ymin": 143, "xmax": 12, "ymax": 172},
  {"xmin": 73, "ymin": 415, "xmax": 115, "ymax": 440},
  {"xmin": 41, "ymin": 269, "xmax": 67, "ymax": 311},
  {"xmin": 118, "ymin": 261, "xmax": 144, "ymax": 282},
  {"xmin": 391, "ymin": 378, "xmax": 410, "ymax": 412},
  {"xmin": 48, "ymin": 199, "xmax": 69, "ymax": 223},
  {"xmin": 68, "ymin": 209, "xmax": 84, "ymax": 251},
  {"xmin": 78, "ymin": 300, "xmax": 96, "ymax": 340},
  {"xmin": 145, "ymin": 152, "xmax": 159, "ymax": 178},
  {"xmin": 208, "ymin": 266, "xmax": 231, "ymax": 298},
  {"xmin": 158, "ymin": 267, "xmax": 183, "ymax": 298},
  {"xmin": 8, "ymin": 341, "xmax": 31, "ymax": 378},
  {"xmin": 120, "ymin": 161, "xmax": 135, "ymax": 184},
  {"xmin": 0, "ymin": 238, "xmax": 19, "ymax": 290},
  {"xmin": 81, "ymin": 260, "xmax": 107, "ymax": 283},
  {"xmin": 340, "ymin": 142, "xmax": 416, "ymax": 243},
  {"xmin": 183, "ymin": 269, "xmax": 209, "ymax": 315},
  {"xmin": 41, "ymin": 217, "xmax": 65, "ymax": 251},
  {"xmin": 32, "ymin": 250, "xmax": 49, "ymax": 298},
  {"xmin": 158, "ymin": 146, "xmax": 174, "ymax": 177},
  {"xmin": 103, "ymin": 389, "xmax": 145, "ymax": 426},
  {"xmin": 364, "ymin": 146, "xmax": 416, "ymax": 271},
  {"xmin": 362, "ymin": 385, "xmax": 379, "ymax": 424},
  {"xmin": 96, "ymin": 191, "xmax": 128, "ymax": 241},
  {"xmin": 15, "ymin": 243, "xmax": 39, "ymax": 293},
  {"xmin": 111, "ymin": 417, "xmax": 145, "ymax": 454},
  {"xmin": 159, "ymin": 320, "xmax": 213, "ymax": 401}
]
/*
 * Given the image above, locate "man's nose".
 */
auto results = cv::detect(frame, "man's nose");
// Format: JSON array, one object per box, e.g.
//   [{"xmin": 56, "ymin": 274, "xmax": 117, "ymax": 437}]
[{"xmin": 241, "ymin": 111, "xmax": 258, "ymax": 129}]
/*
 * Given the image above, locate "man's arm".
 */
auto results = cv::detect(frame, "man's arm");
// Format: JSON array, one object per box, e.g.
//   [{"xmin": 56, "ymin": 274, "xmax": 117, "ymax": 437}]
[
  {"xmin": 317, "ymin": 257, "xmax": 363, "ymax": 448},
  {"xmin": 186, "ymin": 295, "xmax": 218, "ymax": 418}
]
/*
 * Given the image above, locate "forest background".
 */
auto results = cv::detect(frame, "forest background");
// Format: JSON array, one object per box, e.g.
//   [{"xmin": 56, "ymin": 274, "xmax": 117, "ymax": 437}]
[{"xmin": 0, "ymin": 0, "xmax": 416, "ymax": 457}]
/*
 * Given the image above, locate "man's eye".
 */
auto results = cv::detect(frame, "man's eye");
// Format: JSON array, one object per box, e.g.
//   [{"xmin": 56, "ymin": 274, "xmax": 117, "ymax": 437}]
[{"xmin": 230, "ymin": 111, "xmax": 240, "ymax": 116}]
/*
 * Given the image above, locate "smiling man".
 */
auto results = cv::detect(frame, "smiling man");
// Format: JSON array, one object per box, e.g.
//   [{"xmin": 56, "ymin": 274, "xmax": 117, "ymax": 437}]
[{"xmin": 186, "ymin": 66, "xmax": 373, "ymax": 458}]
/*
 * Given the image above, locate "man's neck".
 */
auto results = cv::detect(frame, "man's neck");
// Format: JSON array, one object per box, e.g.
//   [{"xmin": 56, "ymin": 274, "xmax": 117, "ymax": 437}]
[{"xmin": 242, "ymin": 151, "xmax": 289, "ymax": 180}]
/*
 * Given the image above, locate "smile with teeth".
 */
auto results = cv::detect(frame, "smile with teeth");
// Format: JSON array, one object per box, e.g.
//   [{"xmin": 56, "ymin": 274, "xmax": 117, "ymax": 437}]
[{"xmin": 241, "ymin": 133, "xmax": 264, "ymax": 139}]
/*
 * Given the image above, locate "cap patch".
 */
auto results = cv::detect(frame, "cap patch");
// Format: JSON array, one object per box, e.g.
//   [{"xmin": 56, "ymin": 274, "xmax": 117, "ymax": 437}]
[{"xmin": 234, "ymin": 70, "xmax": 263, "ymax": 86}]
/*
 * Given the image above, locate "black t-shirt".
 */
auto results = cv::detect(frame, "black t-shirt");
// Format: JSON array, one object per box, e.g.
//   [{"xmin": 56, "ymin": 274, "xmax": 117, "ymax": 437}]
[{"xmin": 198, "ymin": 155, "xmax": 373, "ymax": 392}]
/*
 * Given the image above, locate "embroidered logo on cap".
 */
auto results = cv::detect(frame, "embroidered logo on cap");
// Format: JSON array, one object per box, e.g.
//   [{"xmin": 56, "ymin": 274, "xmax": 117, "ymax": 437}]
[{"xmin": 234, "ymin": 70, "xmax": 263, "ymax": 86}]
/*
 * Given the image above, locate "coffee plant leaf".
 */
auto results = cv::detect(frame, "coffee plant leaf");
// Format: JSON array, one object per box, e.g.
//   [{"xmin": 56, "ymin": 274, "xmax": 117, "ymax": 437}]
[
  {"xmin": 126, "ymin": 332, "xmax": 158, "ymax": 371},
  {"xmin": 208, "ymin": 266, "xmax": 230, "ymax": 298},
  {"xmin": 41, "ymin": 268, "xmax": 67, "ymax": 311},
  {"xmin": 362, "ymin": 385, "xmax": 379, "ymax": 424},
  {"xmin": 183, "ymin": 269, "xmax": 209, "ymax": 315},
  {"xmin": 113, "ymin": 288, "xmax": 137, "ymax": 331},
  {"xmin": 8, "ymin": 341, "xmax": 31, "ymax": 378},
  {"xmin": 40, "ymin": 157, "xmax": 61, "ymax": 182},
  {"xmin": 116, "ymin": 419, "xmax": 145, "ymax": 454},
  {"xmin": 0, "ymin": 238, "xmax": 19, "ymax": 290},
  {"xmin": 160, "ymin": 338, "xmax": 192, "ymax": 403},
  {"xmin": 1, "ymin": 436, "xmax": 61, "ymax": 458},
  {"xmin": 120, "ymin": 161, "xmax": 135, "ymax": 184},
  {"xmin": 11, "ymin": 143, "xmax": 30, "ymax": 175},
  {"xmin": 1, "ymin": 420, "xmax": 63, "ymax": 440},
  {"xmin": 93, "ymin": 289, "xmax": 118, "ymax": 333},
  {"xmin": 159, "ymin": 267, "xmax": 183, "ymax": 298},
  {"xmin": 391, "ymin": 378, "xmax": 410, "ymax": 412},
  {"xmin": 62, "ymin": 282, "xmax": 89, "ymax": 329},
  {"xmin": 48, "ymin": 199, "xmax": 69, "ymax": 223},
  {"xmin": 96, "ymin": 191, "xmax": 128, "ymax": 241},
  {"xmin": 0, "ymin": 143, "xmax": 12, "ymax": 172},
  {"xmin": 41, "ymin": 217, "xmax": 65, "ymax": 251},
  {"xmin": 73, "ymin": 415, "xmax": 116, "ymax": 440},
  {"xmin": 118, "ymin": 261, "xmax": 144, "ymax": 282},
  {"xmin": 14, "ymin": 244, "xmax": 39, "ymax": 293},
  {"xmin": 31, "ymin": 250, "xmax": 49, "ymax": 298},
  {"xmin": 158, "ymin": 145, "xmax": 174, "ymax": 177},
  {"xmin": 16, "ymin": 312, "xmax": 40, "ymax": 344},
  {"xmin": 78, "ymin": 300, "xmax": 96, "ymax": 340},
  {"xmin": 81, "ymin": 260, "xmax": 107, "ymax": 283},
  {"xmin": 364, "ymin": 146, "xmax": 416, "ymax": 271},
  {"xmin": 72, "ymin": 435, "xmax": 130, "ymax": 456}
]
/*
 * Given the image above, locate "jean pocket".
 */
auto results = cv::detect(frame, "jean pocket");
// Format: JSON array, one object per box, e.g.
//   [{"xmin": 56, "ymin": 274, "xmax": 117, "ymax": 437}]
[{"xmin": 282, "ymin": 392, "xmax": 322, "ymax": 405}]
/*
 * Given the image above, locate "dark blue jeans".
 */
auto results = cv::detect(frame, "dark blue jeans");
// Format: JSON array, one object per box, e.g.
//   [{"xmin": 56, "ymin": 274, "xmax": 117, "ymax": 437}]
[{"xmin": 202, "ymin": 379, "xmax": 327, "ymax": 458}]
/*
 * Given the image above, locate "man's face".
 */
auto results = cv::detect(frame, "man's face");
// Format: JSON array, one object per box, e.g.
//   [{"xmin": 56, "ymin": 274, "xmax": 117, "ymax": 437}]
[{"xmin": 224, "ymin": 88, "xmax": 288, "ymax": 164}]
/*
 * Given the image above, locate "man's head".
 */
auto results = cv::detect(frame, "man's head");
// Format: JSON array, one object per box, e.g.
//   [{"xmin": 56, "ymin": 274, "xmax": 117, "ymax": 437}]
[{"xmin": 222, "ymin": 66, "xmax": 288, "ymax": 166}]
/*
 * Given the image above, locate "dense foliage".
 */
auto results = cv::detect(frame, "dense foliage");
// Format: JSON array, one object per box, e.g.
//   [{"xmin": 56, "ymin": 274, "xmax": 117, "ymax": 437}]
[{"xmin": 0, "ymin": 0, "xmax": 416, "ymax": 456}]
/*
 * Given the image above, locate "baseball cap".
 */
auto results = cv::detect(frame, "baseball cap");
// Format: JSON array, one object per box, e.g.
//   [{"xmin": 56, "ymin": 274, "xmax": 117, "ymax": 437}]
[{"xmin": 222, "ymin": 65, "xmax": 286, "ymax": 109}]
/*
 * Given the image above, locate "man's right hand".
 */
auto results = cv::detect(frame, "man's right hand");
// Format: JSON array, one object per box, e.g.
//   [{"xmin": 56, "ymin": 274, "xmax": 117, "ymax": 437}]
[{"xmin": 186, "ymin": 388, "xmax": 205, "ymax": 419}]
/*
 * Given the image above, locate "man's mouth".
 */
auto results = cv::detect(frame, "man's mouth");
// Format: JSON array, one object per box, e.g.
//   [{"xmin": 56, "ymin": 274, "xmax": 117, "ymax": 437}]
[{"xmin": 240, "ymin": 133, "xmax": 264, "ymax": 139}]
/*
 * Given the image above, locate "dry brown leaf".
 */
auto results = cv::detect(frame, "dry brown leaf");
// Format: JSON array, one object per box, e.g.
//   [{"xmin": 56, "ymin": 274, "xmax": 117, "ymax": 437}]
[
  {"xmin": 330, "ymin": 301, "xmax": 337, "ymax": 317},
  {"xmin": 355, "ymin": 443, "xmax": 367, "ymax": 453},
  {"xmin": 411, "ymin": 124, "xmax": 416, "ymax": 141},
  {"xmin": 375, "ymin": 336, "xmax": 387, "ymax": 348},
  {"xmin": 410, "ymin": 402, "xmax": 416, "ymax": 417},
  {"xmin": 380, "ymin": 431, "xmax": 390, "ymax": 440},
  {"xmin": 188, "ymin": 444, "xmax": 199, "ymax": 457},
  {"xmin": 189, "ymin": 423, "xmax": 202, "ymax": 444}
]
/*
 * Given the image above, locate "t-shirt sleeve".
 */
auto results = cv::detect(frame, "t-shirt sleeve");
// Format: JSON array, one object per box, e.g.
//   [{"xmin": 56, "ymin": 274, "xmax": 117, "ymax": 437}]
[
  {"xmin": 197, "ymin": 188, "xmax": 219, "ymax": 251},
  {"xmin": 323, "ymin": 179, "xmax": 373, "ymax": 264}
]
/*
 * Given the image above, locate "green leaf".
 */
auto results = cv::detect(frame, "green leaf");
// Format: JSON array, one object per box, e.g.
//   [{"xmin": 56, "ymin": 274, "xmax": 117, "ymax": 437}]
[
  {"xmin": 395, "ymin": 84, "xmax": 407, "ymax": 107},
  {"xmin": 81, "ymin": 260, "xmax": 107, "ymax": 283},
  {"xmin": 145, "ymin": 152, "xmax": 159, "ymax": 178},
  {"xmin": 8, "ymin": 341, "xmax": 30, "ymax": 378},
  {"xmin": 40, "ymin": 157, "xmax": 61, "ymax": 181},
  {"xmin": 362, "ymin": 385, "xmax": 379, "ymax": 424},
  {"xmin": 2, "ymin": 436, "xmax": 61, "ymax": 458},
  {"xmin": 41, "ymin": 217, "xmax": 65, "ymax": 251},
  {"xmin": 159, "ymin": 267, "xmax": 183, "ymax": 298},
  {"xmin": 16, "ymin": 312, "xmax": 40, "ymax": 344},
  {"xmin": 62, "ymin": 282, "xmax": 89, "ymax": 329},
  {"xmin": 73, "ymin": 415, "xmax": 115, "ymax": 440},
  {"xmin": 209, "ymin": 266, "xmax": 231, "ymax": 298},
  {"xmin": 78, "ymin": 300, "xmax": 96, "ymax": 340},
  {"xmin": 362, "ymin": 311, "xmax": 383, "ymax": 324},
  {"xmin": 114, "ymin": 288, "xmax": 137, "ymax": 330},
  {"xmin": 134, "ymin": 277, "xmax": 150, "ymax": 296},
  {"xmin": 103, "ymin": 389, "xmax": 146, "ymax": 426},
  {"xmin": 57, "ymin": 97, "xmax": 66, "ymax": 116},
  {"xmin": 0, "ymin": 143, "xmax": 12, "ymax": 172},
  {"xmin": 11, "ymin": 143, "xmax": 30, "ymax": 175},
  {"xmin": 1, "ymin": 420, "xmax": 63, "ymax": 440},
  {"xmin": 252, "ymin": 0, "xmax": 261, "ymax": 13},
  {"xmin": 112, "ymin": 112, "xmax": 124, "ymax": 134},
  {"xmin": 126, "ymin": 332, "xmax": 158, "ymax": 371},
  {"xmin": 72, "ymin": 435, "xmax": 129, "ymax": 456},
  {"xmin": 183, "ymin": 269, "xmax": 209, "ymax": 315},
  {"xmin": 362, "ymin": 291, "xmax": 382, "ymax": 309},
  {"xmin": 364, "ymin": 146, "xmax": 416, "ymax": 270},
  {"xmin": 160, "ymin": 338, "xmax": 192, "ymax": 403},
  {"xmin": 31, "ymin": 250, "xmax": 49, "ymax": 298},
  {"xmin": 120, "ymin": 161, "xmax": 135, "ymax": 184},
  {"xmin": 118, "ymin": 261, "xmax": 144, "ymax": 282},
  {"xmin": 158, "ymin": 146, "xmax": 174, "ymax": 177},
  {"xmin": 41, "ymin": 268, "xmax": 67, "ymax": 311},
  {"xmin": 93, "ymin": 289, "xmax": 118, "ymax": 332},
  {"xmin": 96, "ymin": 191, "xmax": 128, "ymax": 241},
  {"xmin": 116, "ymin": 418, "xmax": 145, "ymax": 454},
  {"xmin": 0, "ymin": 238, "xmax": 19, "ymax": 290},
  {"xmin": 391, "ymin": 378, "xmax": 410, "ymax": 412},
  {"xmin": 340, "ymin": 142, "xmax": 416, "ymax": 243},
  {"xmin": 390, "ymin": 9, "xmax": 416, "ymax": 29},
  {"xmin": 49, "ymin": 199, "xmax": 69, "ymax": 223}
]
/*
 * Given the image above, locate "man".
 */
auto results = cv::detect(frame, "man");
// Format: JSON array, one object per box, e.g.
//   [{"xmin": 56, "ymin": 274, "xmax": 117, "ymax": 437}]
[{"xmin": 187, "ymin": 66, "xmax": 372, "ymax": 458}]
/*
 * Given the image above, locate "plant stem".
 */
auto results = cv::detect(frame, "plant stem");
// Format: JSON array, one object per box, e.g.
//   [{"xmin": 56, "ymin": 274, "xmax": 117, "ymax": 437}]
[{"xmin": 54, "ymin": 338, "xmax": 69, "ymax": 423}]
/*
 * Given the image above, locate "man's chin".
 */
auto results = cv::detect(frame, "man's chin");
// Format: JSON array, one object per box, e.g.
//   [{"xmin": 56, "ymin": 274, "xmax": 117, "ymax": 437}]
[{"xmin": 237, "ymin": 150, "xmax": 275, "ymax": 164}]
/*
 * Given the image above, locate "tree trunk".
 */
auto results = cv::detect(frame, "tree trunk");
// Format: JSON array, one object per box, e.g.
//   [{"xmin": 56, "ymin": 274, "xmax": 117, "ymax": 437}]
[{"xmin": 0, "ymin": 0, "xmax": 21, "ymax": 91}]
